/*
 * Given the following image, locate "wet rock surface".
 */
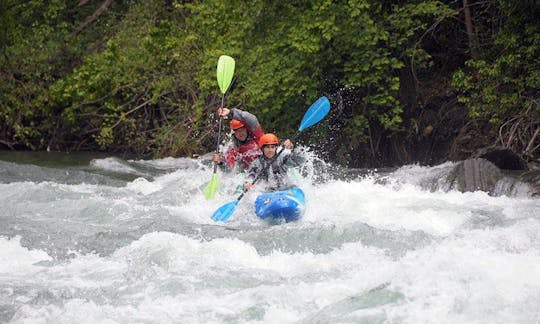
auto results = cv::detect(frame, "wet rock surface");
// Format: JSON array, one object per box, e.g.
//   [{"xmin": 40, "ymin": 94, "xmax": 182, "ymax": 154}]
[
  {"xmin": 472, "ymin": 146, "xmax": 529, "ymax": 171},
  {"xmin": 447, "ymin": 149, "xmax": 540, "ymax": 197}
]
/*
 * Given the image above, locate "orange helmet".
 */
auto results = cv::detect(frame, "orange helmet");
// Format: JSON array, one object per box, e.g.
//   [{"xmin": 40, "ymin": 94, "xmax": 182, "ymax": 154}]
[
  {"xmin": 259, "ymin": 133, "xmax": 279, "ymax": 148},
  {"xmin": 230, "ymin": 119, "xmax": 245, "ymax": 130}
]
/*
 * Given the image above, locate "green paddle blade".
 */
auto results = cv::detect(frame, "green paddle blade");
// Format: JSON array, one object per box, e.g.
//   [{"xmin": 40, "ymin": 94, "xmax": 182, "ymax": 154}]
[
  {"xmin": 217, "ymin": 55, "xmax": 235, "ymax": 94},
  {"xmin": 204, "ymin": 173, "xmax": 219, "ymax": 200}
]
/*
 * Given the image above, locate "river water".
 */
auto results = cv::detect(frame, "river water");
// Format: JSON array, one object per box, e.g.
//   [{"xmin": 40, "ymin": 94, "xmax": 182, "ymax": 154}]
[{"xmin": 0, "ymin": 150, "xmax": 539, "ymax": 323}]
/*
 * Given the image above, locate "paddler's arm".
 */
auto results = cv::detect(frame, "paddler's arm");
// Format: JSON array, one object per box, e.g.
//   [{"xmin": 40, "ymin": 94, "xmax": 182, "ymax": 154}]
[
  {"xmin": 281, "ymin": 139, "xmax": 305, "ymax": 167},
  {"xmin": 213, "ymin": 153, "xmax": 229, "ymax": 172},
  {"xmin": 213, "ymin": 147, "xmax": 237, "ymax": 173},
  {"xmin": 277, "ymin": 139, "xmax": 300, "ymax": 167},
  {"xmin": 244, "ymin": 159, "xmax": 261, "ymax": 190},
  {"xmin": 228, "ymin": 108, "xmax": 264, "ymax": 139}
]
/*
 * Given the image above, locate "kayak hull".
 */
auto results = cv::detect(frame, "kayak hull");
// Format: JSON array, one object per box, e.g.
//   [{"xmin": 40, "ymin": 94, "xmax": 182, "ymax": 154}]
[{"xmin": 254, "ymin": 187, "xmax": 305, "ymax": 222}]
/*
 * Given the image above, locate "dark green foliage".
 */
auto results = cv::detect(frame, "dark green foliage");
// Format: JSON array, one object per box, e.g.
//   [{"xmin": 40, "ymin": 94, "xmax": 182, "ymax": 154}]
[
  {"xmin": 0, "ymin": 0, "xmax": 538, "ymax": 165},
  {"xmin": 452, "ymin": 1, "xmax": 540, "ymax": 160},
  {"xmin": 181, "ymin": 0, "xmax": 456, "ymax": 164},
  {"xmin": 45, "ymin": 1, "xmax": 203, "ymax": 156}
]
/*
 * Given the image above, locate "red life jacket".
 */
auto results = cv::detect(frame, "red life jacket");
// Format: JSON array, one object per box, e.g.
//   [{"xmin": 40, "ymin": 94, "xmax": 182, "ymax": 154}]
[
  {"xmin": 224, "ymin": 122, "xmax": 263, "ymax": 171},
  {"xmin": 225, "ymin": 139, "xmax": 261, "ymax": 171}
]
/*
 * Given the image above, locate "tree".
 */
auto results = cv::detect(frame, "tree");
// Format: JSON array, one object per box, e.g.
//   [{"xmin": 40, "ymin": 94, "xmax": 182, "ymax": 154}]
[{"xmin": 452, "ymin": 1, "xmax": 540, "ymax": 160}]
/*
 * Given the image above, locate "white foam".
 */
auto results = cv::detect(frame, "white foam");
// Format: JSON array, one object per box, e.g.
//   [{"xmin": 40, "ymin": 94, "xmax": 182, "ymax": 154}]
[
  {"xmin": 126, "ymin": 177, "xmax": 162, "ymax": 195},
  {"xmin": 302, "ymin": 179, "xmax": 472, "ymax": 236},
  {"xmin": 0, "ymin": 236, "xmax": 51, "ymax": 273},
  {"xmin": 129, "ymin": 156, "xmax": 200, "ymax": 170},
  {"xmin": 90, "ymin": 157, "xmax": 145, "ymax": 176},
  {"xmin": 387, "ymin": 223, "xmax": 540, "ymax": 323},
  {"xmin": 3, "ymin": 155, "xmax": 540, "ymax": 323}
]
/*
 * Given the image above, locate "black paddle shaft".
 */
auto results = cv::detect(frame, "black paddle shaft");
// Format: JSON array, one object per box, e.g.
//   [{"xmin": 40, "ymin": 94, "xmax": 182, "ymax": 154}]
[{"xmin": 213, "ymin": 95, "xmax": 226, "ymax": 173}]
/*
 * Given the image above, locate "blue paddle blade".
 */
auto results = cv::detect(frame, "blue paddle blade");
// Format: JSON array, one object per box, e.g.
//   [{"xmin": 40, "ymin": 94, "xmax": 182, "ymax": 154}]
[
  {"xmin": 298, "ymin": 96, "xmax": 330, "ymax": 132},
  {"xmin": 211, "ymin": 200, "xmax": 239, "ymax": 222}
]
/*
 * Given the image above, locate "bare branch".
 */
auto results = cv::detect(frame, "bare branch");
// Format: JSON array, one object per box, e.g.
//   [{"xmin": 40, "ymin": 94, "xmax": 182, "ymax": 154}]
[
  {"xmin": 73, "ymin": 0, "xmax": 114, "ymax": 36},
  {"xmin": 0, "ymin": 139, "xmax": 15, "ymax": 150},
  {"xmin": 525, "ymin": 127, "xmax": 540, "ymax": 155},
  {"xmin": 78, "ymin": 0, "xmax": 92, "ymax": 7}
]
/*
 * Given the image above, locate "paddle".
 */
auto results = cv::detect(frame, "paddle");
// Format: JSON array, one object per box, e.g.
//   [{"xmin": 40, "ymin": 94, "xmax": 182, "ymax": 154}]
[
  {"xmin": 211, "ymin": 96, "xmax": 331, "ymax": 222},
  {"xmin": 204, "ymin": 55, "xmax": 235, "ymax": 200}
]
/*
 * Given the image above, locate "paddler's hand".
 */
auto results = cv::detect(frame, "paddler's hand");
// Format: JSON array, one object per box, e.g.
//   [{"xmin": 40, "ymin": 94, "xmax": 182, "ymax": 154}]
[
  {"xmin": 244, "ymin": 181, "xmax": 254, "ymax": 191},
  {"xmin": 213, "ymin": 153, "xmax": 223, "ymax": 164},
  {"xmin": 216, "ymin": 107, "xmax": 230, "ymax": 118},
  {"xmin": 283, "ymin": 139, "xmax": 293, "ymax": 149}
]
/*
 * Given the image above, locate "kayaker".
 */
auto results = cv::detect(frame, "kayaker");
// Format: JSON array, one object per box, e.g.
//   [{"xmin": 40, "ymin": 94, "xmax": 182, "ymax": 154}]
[
  {"xmin": 244, "ymin": 133, "xmax": 298, "ymax": 192},
  {"xmin": 213, "ymin": 107, "xmax": 264, "ymax": 172}
]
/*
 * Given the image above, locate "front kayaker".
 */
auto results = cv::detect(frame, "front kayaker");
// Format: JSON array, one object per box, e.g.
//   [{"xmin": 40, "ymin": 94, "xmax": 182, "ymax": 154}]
[
  {"xmin": 244, "ymin": 133, "xmax": 299, "ymax": 192},
  {"xmin": 213, "ymin": 107, "xmax": 264, "ymax": 172}
]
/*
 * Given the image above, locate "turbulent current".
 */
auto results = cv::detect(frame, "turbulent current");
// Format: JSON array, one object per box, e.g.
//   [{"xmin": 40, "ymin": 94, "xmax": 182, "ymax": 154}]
[{"xmin": 0, "ymin": 150, "xmax": 539, "ymax": 323}]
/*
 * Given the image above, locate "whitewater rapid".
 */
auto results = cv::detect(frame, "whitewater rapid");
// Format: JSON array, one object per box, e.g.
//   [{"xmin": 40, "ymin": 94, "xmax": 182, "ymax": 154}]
[{"xmin": 0, "ymin": 151, "xmax": 539, "ymax": 323}]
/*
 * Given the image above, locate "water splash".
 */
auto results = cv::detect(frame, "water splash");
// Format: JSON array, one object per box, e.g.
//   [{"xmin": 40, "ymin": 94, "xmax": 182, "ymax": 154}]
[{"xmin": 1, "ymin": 151, "xmax": 539, "ymax": 323}]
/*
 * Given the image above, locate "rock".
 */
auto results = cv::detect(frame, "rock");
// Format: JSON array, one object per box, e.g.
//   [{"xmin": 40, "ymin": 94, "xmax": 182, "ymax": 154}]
[
  {"xmin": 530, "ymin": 186, "xmax": 540, "ymax": 197},
  {"xmin": 448, "ymin": 158, "xmax": 504, "ymax": 195},
  {"xmin": 473, "ymin": 146, "xmax": 528, "ymax": 171},
  {"xmin": 447, "ymin": 157, "xmax": 540, "ymax": 197},
  {"xmin": 528, "ymin": 160, "xmax": 540, "ymax": 170},
  {"xmin": 519, "ymin": 170, "xmax": 540, "ymax": 197}
]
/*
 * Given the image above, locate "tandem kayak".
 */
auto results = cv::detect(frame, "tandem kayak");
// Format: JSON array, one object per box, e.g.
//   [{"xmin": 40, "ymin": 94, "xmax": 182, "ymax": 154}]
[{"xmin": 254, "ymin": 187, "xmax": 305, "ymax": 222}]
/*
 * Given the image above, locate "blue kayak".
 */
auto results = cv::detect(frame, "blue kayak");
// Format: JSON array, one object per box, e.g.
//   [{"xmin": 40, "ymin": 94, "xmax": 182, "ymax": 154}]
[{"xmin": 254, "ymin": 187, "xmax": 305, "ymax": 222}]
